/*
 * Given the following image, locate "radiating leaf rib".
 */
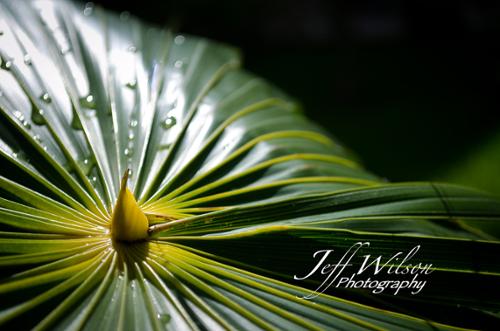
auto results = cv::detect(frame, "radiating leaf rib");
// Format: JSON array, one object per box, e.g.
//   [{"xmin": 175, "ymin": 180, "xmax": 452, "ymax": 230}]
[
  {"xmin": 0, "ymin": 249, "xmax": 109, "ymax": 326},
  {"xmin": 139, "ymin": 258, "xmax": 201, "ymax": 331},
  {"xmin": 0, "ymin": 176, "xmax": 108, "ymax": 225},
  {"xmin": 116, "ymin": 262, "xmax": 129, "ymax": 331},
  {"xmin": 151, "ymin": 247, "xmax": 323, "ymax": 330},
  {"xmin": 0, "ymin": 237, "xmax": 106, "ymax": 254},
  {"xmin": 50, "ymin": 253, "xmax": 118, "ymax": 331},
  {"xmin": 0, "ymin": 243, "xmax": 102, "ymax": 266},
  {"xmin": 132, "ymin": 261, "xmax": 163, "ymax": 331},
  {"xmin": 138, "ymin": 54, "xmax": 241, "ymax": 201},
  {"xmin": 0, "ymin": 196, "xmax": 107, "ymax": 227},
  {"xmin": 83, "ymin": 263, "xmax": 128, "ymax": 331},
  {"xmin": 0, "ymin": 208, "xmax": 101, "ymax": 236},
  {"xmin": 0, "ymin": 249, "xmax": 104, "ymax": 296},
  {"xmin": 0, "ymin": 93, "xmax": 103, "ymax": 215},
  {"xmin": 150, "ymin": 182, "xmax": 500, "ymax": 236},
  {"xmin": 144, "ymin": 245, "xmax": 235, "ymax": 330},
  {"xmin": 151, "ymin": 254, "xmax": 274, "ymax": 330},
  {"xmin": 0, "ymin": 3, "xmax": 108, "ymax": 212},
  {"xmin": 33, "ymin": 250, "xmax": 113, "ymax": 331},
  {"xmin": 144, "ymin": 98, "xmax": 294, "ymax": 202},
  {"xmin": 161, "ymin": 176, "xmax": 377, "ymax": 211},
  {"xmin": 12, "ymin": 243, "xmax": 109, "ymax": 279},
  {"xmin": 150, "ymin": 153, "xmax": 368, "ymax": 208},
  {"xmin": 0, "ymin": 148, "xmax": 94, "ymax": 214},
  {"xmin": 144, "ymin": 130, "xmax": 344, "ymax": 208},
  {"xmin": 36, "ymin": 2, "xmax": 112, "ymax": 210}
]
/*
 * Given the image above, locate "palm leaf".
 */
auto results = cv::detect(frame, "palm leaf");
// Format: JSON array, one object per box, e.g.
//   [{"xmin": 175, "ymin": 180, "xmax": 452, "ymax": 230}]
[{"xmin": 0, "ymin": 1, "xmax": 499, "ymax": 330}]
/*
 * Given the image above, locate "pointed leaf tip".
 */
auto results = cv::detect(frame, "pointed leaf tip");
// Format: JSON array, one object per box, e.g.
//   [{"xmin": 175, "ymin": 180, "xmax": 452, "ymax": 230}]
[{"xmin": 111, "ymin": 170, "xmax": 149, "ymax": 241}]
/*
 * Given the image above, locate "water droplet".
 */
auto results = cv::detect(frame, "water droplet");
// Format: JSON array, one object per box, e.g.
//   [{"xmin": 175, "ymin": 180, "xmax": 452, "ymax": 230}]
[
  {"xmin": 33, "ymin": 134, "xmax": 41, "ymax": 142},
  {"xmin": 161, "ymin": 116, "xmax": 176, "ymax": 129},
  {"xmin": 129, "ymin": 119, "xmax": 138, "ymax": 128},
  {"xmin": 60, "ymin": 46, "xmax": 71, "ymax": 55},
  {"xmin": 127, "ymin": 45, "xmax": 137, "ymax": 53},
  {"xmin": 71, "ymin": 105, "xmax": 83, "ymax": 130},
  {"xmin": 90, "ymin": 176, "xmax": 97, "ymax": 182},
  {"xmin": 79, "ymin": 94, "xmax": 96, "ymax": 109},
  {"xmin": 157, "ymin": 313, "xmax": 171, "ymax": 324},
  {"xmin": 80, "ymin": 157, "xmax": 95, "ymax": 175},
  {"xmin": 13, "ymin": 110, "xmax": 31, "ymax": 129},
  {"xmin": 23, "ymin": 54, "xmax": 32, "ymax": 65},
  {"xmin": 32, "ymin": 108, "xmax": 46, "ymax": 125},
  {"xmin": 83, "ymin": 2, "xmax": 94, "ymax": 16},
  {"xmin": 159, "ymin": 143, "xmax": 172, "ymax": 150},
  {"xmin": 174, "ymin": 35, "xmax": 185, "ymax": 45},
  {"xmin": 13, "ymin": 110, "xmax": 24, "ymax": 121},
  {"xmin": 123, "ymin": 148, "xmax": 133, "ymax": 156},
  {"xmin": 127, "ymin": 131, "xmax": 135, "ymax": 140},
  {"xmin": 125, "ymin": 79, "xmax": 137, "ymax": 89},
  {"xmin": 0, "ymin": 56, "xmax": 12, "ymax": 70},
  {"xmin": 40, "ymin": 93, "xmax": 52, "ymax": 103},
  {"xmin": 119, "ymin": 11, "xmax": 130, "ymax": 21},
  {"xmin": 11, "ymin": 152, "xmax": 18, "ymax": 158},
  {"xmin": 42, "ymin": 145, "xmax": 48, "ymax": 151}
]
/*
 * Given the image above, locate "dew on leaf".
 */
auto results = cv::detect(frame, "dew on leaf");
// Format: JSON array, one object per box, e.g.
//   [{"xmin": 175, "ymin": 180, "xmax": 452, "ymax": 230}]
[
  {"xmin": 174, "ymin": 35, "xmax": 185, "ymax": 45},
  {"xmin": 79, "ymin": 94, "xmax": 96, "ymax": 109},
  {"xmin": 161, "ymin": 116, "xmax": 176, "ymax": 129},
  {"xmin": 80, "ymin": 157, "xmax": 95, "ymax": 175},
  {"xmin": 0, "ymin": 56, "xmax": 12, "ymax": 70},
  {"xmin": 123, "ymin": 148, "xmax": 133, "ymax": 156},
  {"xmin": 83, "ymin": 2, "xmax": 94, "ymax": 16},
  {"xmin": 71, "ymin": 105, "xmax": 83, "ymax": 130},
  {"xmin": 129, "ymin": 119, "xmax": 138, "ymax": 128},
  {"xmin": 13, "ymin": 110, "xmax": 25, "ymax": 121},
  {"xmin": 119, "ymin": 11, "xmax": 130, "ymax": 21},
  {"xmin": 159, "ymin": 143, "xmax": 172, "ymax": 150},
  {"xmin": 40, "ymin": 93, "xmax": 52, "ymax": 103},
  {"xmin": 125, "ymin": 79, "xmax": 137, "ymax": 89},
  {"xmin": 23, "ymin": 54, "xmax": 32, "ymax": 65},
  {"xmin": 31, "ymin": 108, "xmax": 46, "ymax": 125},
  {"xmin": 60, "ymin": 46, "xmax": 72, "ymax": 55},
  {"xmin": 157, "ymin": 313, "xmax": 171, "ymax": 324}
]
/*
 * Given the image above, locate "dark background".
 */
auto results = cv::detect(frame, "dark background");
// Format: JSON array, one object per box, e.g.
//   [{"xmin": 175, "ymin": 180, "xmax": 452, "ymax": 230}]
[{"xmin": 86, "ymin": 0, "xmax": 500, "ymax": 194}]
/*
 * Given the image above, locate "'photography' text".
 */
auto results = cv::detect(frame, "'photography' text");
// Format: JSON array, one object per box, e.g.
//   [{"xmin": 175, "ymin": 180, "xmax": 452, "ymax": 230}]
[{"xmin": 294, "ymin": 242, "xmax": 433, "ymax": 299}]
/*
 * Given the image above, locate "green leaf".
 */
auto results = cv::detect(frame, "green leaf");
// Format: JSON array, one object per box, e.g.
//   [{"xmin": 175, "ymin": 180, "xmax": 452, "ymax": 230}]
[{"xmin": 0, "ymin": 1, "xmax": 498, "ymax": 330}]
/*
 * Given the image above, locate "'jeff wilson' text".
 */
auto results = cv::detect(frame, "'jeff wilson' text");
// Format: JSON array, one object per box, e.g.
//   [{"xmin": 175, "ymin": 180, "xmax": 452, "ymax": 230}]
[{"xmin": 294, "ymin": 242, "xmax": 433, "ymax": 299}]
